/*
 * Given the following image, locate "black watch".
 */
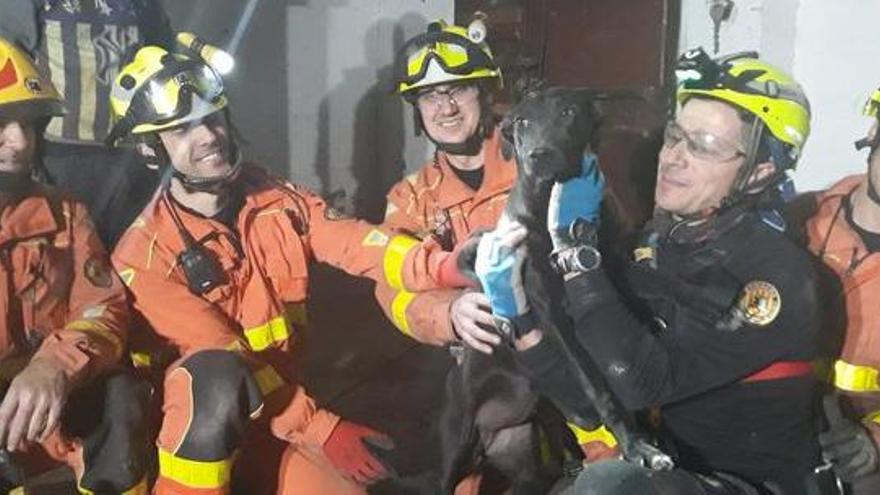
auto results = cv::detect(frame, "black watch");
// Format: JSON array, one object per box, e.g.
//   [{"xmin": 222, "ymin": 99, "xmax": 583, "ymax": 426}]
[{"xmin": 552, "ymin": 245, "xmax": 602, "ymax": 275}]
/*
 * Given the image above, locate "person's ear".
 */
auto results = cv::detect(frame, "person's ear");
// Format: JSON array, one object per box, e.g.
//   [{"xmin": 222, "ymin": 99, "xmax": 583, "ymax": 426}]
[
  {"xmin": 747, "ymin": 161, "xmax": 776, "ymax": 187},
  {"xmin": 136, "ymin": 142, "xmax": 161, "ymax": 170}
]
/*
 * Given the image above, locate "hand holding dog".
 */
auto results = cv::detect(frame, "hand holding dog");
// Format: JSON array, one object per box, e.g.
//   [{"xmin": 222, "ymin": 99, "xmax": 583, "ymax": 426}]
[{"xmin": 548, "ymin": 153, "xmax": 604, "ymax": 252}]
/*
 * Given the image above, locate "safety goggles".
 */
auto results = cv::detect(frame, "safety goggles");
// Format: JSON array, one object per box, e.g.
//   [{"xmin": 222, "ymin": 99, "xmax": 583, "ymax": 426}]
[
  {"xmin": 415, "ymin": 83, "xmax": 479, "ymax": 109},
  {"xmin": 127, "ymin": 58, "xmax": 224, "ymax": 128},
  {"xmin": 663, "ymin": 120, "xmax": 745, "ymax": 162},
  {"xmin": 676, "ymin": 48, "xmax": 809, "ymax": 109},
  {"xmin": 396, "ymin": 31, "xmax": 496, "ymax": 87}
]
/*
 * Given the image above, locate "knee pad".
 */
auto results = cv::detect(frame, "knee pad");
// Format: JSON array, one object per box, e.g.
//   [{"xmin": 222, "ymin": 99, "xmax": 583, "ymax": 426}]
[
  {"xmin": 63, "ymin": 370, "xmax": 153, "ymax": 493},
  {"xmin": 165, "ymin": 350, "xmax": 263, "ymax": 461}
]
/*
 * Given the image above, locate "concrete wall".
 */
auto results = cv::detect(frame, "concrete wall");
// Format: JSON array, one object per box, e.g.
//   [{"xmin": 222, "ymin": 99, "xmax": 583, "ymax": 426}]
[
  {"xmin": 162, "ymin": 0, "xmax": 452, "ymax": 220},
  {"xmin": 679, "ymin": 0, "xmax": 880, "ymax": 192}
]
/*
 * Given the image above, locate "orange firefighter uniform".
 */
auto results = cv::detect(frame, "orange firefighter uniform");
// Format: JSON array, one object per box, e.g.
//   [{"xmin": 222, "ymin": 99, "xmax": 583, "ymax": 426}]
[
  {"xmin": 806, "ymin": 174, "xmax": 880, "ymax": 445},
  {"xmin": 375, "ymin": 128, "xmax": 514, "ymax": 345},
  {"xmin": 113, "ymin": 163, "xmax": 407, "ymax": 495},
  {"xmin": 0, "ymin": 186, "xmax": 146, "ymax": 492}
]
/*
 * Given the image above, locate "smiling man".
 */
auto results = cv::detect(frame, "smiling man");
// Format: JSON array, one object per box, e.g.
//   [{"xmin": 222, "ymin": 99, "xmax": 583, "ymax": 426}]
[
  {"xmin": 472, "ymin": 49, "xmax": 840, "ymax": 494},
  {"xmin": 108, "ymin": 46, "xmax": 410, "ymax": 495}
]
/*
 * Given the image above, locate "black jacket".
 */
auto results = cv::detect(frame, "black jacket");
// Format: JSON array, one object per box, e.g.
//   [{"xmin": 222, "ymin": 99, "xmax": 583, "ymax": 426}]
[{"xmin": 520, "ymin": 210, "xmax": 824, "ymax": 488}]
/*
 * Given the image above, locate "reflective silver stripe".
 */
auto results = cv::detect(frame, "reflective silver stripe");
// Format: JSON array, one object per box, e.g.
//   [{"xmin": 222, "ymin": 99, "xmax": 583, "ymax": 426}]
[
  {"xmin": 45, "ymin": 20, "xmax": 65, "ymax": 137},
  {"xmin": 76, "ymin": 22, "xmax": 96, "ymax": 141}
]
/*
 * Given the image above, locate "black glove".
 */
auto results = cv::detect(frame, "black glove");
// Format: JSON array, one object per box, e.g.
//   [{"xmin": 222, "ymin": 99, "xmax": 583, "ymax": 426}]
[{"xmin": 820, "ymin": 394, "xmax": 880, "ymax": 482}]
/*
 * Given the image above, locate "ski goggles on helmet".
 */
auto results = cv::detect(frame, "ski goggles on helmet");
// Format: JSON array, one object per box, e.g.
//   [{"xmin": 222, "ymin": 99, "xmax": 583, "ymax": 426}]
[
  {"xmin": 107, "ymin": 57, "xmax": 225, "ymax": 145},
  {"xmin": 675, "ymin": 47, "xmax": 809, "ymax": 109},
  {"xmin": 396, "ymin": 31, "xmax": 497, "ymax": 88}
]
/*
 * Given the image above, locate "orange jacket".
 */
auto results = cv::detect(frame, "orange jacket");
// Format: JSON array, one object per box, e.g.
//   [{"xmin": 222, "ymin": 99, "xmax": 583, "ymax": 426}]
[
  {"xmin": 112, "ymin": 164, "xmax": 400, "ymax": 447},
  {"xmin": 806, "ymin": 174, "xmax": 880, "ymax": 441},
  {"xmin": 375, "ymin": 129, "xmax": 515, "ymax": 345},
  {"xmin": 0, "ymin": 185, "xmax": 127, "ymax": 384}
]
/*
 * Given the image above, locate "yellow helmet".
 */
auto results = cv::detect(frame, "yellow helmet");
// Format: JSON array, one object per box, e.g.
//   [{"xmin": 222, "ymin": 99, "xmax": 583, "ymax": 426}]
[
  {"xmin": 107, "ymin": 45, "xmax": 227, "ymax": 144},
  {"xmin": 0, "ymin": 37, "xmax": 64, "ymax": 120},
  {"xmin": 862, "ymin": 87, "xmax": 880, "ymax": 118},
  {"xmin": 396, "ymin": 19, "xmax": 502, "ymax": 96},
  {"xmin": 675, "ymin": 47, "xmax": 810, "ymax": 168}
]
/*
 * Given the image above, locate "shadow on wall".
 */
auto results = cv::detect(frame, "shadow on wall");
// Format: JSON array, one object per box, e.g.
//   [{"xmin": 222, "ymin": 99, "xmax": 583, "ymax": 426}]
[{"xmin": 313, "ymin": 14, "xmax": 428, "ymax": 222}]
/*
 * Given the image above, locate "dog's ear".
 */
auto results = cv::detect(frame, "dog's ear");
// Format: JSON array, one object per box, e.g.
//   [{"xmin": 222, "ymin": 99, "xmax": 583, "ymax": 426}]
[{"xmin": 498, "ymin": 112, "xmax": 516, "ymax": 162}]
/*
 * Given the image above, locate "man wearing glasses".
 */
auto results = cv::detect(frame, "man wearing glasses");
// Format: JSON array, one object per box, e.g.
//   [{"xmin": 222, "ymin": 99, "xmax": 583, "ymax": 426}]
[{"xmin": 471, "ymin": 49, "xmax": 839, "ymax": 493}]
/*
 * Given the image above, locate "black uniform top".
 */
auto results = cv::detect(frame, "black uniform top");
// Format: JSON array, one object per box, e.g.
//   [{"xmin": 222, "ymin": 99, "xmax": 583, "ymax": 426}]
[{"xmin": 520, "ymin": 209, "xmax": 824, "ymax": 488}]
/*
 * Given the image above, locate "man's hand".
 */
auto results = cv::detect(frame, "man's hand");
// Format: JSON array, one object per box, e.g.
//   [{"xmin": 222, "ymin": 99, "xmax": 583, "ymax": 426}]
[
  {"xmin": 0, "ymin": 358, "xmax": 69, "ymax": 451},
  {"xmin": 820, "ymin": 394, "xmax": 880, "ymax": 482},
  {"xmin": 548, "ymin": 153, "xmax": 604, "ymax": 252},
  {"xmin": 323, "ymin": 420, "xmax": 394, "ymax": 485},
  {"xmin": 451, "ymin": 291, "xmax": 502, "ymax": 354}
]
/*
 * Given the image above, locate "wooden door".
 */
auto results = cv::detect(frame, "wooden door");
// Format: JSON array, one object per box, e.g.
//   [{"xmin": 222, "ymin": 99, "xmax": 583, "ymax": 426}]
[{"xmin": 457, "ymin": 0, "xmax": 681, "ymax": 233}]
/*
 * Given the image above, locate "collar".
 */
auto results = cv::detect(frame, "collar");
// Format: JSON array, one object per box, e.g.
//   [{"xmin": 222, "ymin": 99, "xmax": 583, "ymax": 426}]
[
  {"xmin": 433, "ymin": 128, "xmax": 515, "ymax": 210},
  {"xmin": 0, "ymin": 188, "xmax": 62, "ymax": 246}
]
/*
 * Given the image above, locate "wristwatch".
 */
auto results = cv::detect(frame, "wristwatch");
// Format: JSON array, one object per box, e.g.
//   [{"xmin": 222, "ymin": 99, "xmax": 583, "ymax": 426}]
[
  {"xmin": 551, "ymin": 218, "xmax": 601, "ymax": 275},
  {"xmin": 552, "ymin": 245, "xmax": 602, "ymax": 275}
]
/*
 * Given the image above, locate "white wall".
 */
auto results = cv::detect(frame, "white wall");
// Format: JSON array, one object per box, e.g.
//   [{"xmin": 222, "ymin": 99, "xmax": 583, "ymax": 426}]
[
  {"xmin": 287, "ymin": 1, "xmax": 453, "ymax": 217},
  {"xmin": 679, "ymin": 0, "xmax": 880, "ymax": 192},
  {"xmin": 163, "ymin": 0, "xmax": 452, "ymax": 218}
]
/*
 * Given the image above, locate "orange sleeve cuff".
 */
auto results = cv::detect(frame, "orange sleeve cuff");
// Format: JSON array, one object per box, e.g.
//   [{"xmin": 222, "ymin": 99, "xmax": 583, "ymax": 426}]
[{"xmin": 269, "ymin": 385, "xmax": 341, "ymax": 447}]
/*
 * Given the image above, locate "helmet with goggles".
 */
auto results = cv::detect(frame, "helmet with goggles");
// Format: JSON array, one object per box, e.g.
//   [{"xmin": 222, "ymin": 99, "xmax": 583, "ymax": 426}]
[
  {"xmin": 395, "ymin": 19, "xmax": 502, "ymax": 97},
  {"xmin": 107, "ymin": 45, "xmax": 227, "ymax": 146},
  {"xmin": 675, "ymin": 47, "xmax": 810, "ymax": 172},
  {"xmin": 855, "ymin": 86, "xmax": 880, "ymax": 152}
]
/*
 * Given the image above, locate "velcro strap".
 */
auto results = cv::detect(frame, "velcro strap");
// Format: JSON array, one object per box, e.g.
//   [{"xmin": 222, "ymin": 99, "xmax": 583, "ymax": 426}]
[
  {"xmin": 743, "ymin": 360, "xmax": 813, "ymax": 383},
  {"xmin": 833, "ymin": 360, "xmax": 880, "ymax": 392},
  {"xmin": 384, "ymin": 235, "xmax": 419, "ymax": 290},
  {"xmin": 158, "ymin": 448, "xmax": 233, "ymax": 489}
]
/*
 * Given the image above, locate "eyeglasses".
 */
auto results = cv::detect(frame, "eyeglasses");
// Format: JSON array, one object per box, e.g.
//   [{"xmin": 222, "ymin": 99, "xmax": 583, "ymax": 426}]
[
  {"xmin": 416, "ymin": 84, "xmax": 478, "ymax": 110},
  {"xmin": 662, "ymin": 120, "xmax": 746, "ymax": 162}
]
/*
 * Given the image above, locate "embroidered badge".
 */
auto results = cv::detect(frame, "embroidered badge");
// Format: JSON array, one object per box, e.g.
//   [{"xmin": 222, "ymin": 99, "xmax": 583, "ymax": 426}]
[
  {"xmin": 84, "ymin": 257, "xmax": 113, "ymax": 288},
  {"xmin": 361, "ymin": 229, "xmax": 389, "ymax": 247},
  {"xmin": 736, "ymin": 280, "xmax": 781, "ymax": 326}
]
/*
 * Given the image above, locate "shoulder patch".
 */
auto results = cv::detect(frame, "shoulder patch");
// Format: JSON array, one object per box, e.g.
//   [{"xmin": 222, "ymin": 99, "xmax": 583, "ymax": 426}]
[
  {"xmin": 736, "ymin": 280, "xmax": 781, "ymax": 326},
  {"xmin": 362, "ymin": 229, "xmax": 389, "ymax": 247},
  {"xmin": 84, "ymin": 257, "xmax": 114, "ymax": 288},
  {"xmin": 118, "ymin": 267, "xmax": 136, "ymax": 287}
]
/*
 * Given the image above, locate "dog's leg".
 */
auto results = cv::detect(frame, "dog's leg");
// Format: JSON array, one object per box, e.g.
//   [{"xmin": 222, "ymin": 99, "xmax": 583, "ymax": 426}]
[{"xmin": 439, "ymin": 354, "xmax": 483, "ymax": 495}]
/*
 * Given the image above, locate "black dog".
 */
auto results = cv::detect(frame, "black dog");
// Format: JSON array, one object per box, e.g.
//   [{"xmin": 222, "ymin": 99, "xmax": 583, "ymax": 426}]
[{"xmin": 439, "ymin": 87, "xmax": 671, "ymax": 494}]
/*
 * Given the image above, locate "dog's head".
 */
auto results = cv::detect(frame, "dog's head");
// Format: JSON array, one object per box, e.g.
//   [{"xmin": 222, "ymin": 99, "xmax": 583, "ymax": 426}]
[{"xmin": 501, "ymin": 87, "xmax": 601, "ymax": 184}]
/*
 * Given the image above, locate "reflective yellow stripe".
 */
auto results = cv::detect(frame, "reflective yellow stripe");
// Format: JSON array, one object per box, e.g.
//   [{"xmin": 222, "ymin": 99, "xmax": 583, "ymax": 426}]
[
  {"xmin": 384, "ymin": 235, "xmax": 419, "ymax": 290},
  {"xmin": 158, "ymin": 448, "xmax": 232, "ymax": 489},
  {"xmin": 567, "ymin": 422, "xmax": 618, "ymax": 448},
  {"xmin": 833, "ymin": 360, "xmax": 880, "ymax": 392},
  {"xmin": 244, "ymin": 315, "xmax": 290, "ymax": 352},
  {"xmin": 9, "ymin": 487, "xmax": 24, "ymax": 495},
  {"xmin": 253, "ymin": 364, "xmax": 284, "ymax": 397},
  {"xmin": 131, "ymin": 352, "xmax": 152, "ymax": 368},
  {"xmin": 390, "ymin": 290, "xmax": 417, "ymax": 336}
]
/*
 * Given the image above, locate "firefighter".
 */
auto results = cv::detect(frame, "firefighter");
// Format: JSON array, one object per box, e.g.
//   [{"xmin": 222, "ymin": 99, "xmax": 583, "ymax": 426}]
[
  {"xmin": 377, "ymin": 19, "xmax": 617, "ymax": 492},
  {"xmin": 108, "ymin": 45, "xmax": 406, "ymax": 494},
  {"xmin": 0, "ymin": 37, "xmax": 149, "ymax": 493},
  {"xmin": 473, "ymin": 48, "xmax": 841, "ymax": 493},
  {"xmin": 802, "ymin": 86, "xmax": 880, "ymax": 494}
]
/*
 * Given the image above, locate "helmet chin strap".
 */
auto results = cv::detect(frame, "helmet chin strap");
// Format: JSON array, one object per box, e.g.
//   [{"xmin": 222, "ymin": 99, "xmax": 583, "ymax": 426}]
[
  {"xmin": 429, "ymin": 130, "xmax": 484, "ymax": 156},
  {"xmin": 172, "ymin": 140, "xmax": 243, "ymax": 194}
]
